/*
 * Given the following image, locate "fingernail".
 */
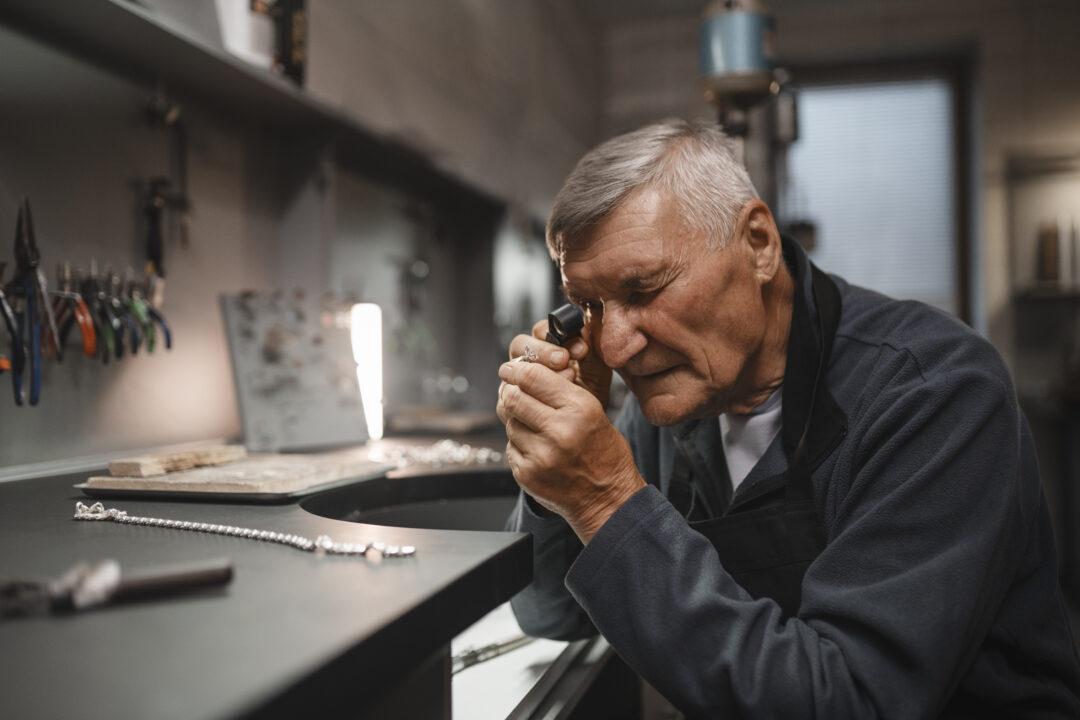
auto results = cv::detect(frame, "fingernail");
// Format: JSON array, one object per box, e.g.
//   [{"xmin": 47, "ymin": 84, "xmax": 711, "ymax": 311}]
[
  {"xmin": 498, "ymin": 364, "xmax": 512, "ymax": 380},
  {"xmin": 568, "ymin": 340, "xmax": 586, "ymax": 357},
  {"xmin": 550, "ymin": 349, "xmax": 567, "ymax": 364}
]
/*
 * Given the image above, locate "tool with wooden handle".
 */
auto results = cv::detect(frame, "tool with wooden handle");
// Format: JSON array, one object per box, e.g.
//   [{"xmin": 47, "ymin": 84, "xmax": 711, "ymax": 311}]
[{"xmin": 1, "ymin": 557, "xmax": 233, "ymax": 618}]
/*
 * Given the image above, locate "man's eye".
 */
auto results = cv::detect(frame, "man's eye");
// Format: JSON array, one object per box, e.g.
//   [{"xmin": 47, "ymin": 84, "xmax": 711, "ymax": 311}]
[{"xmin": 629, "ymin": 288, "xmax": 658, "ymax": 305}]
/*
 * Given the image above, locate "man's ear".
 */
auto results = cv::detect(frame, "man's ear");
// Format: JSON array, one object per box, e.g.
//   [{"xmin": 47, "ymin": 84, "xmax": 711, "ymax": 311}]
[{"xmin": 737, "ymin": 199, "xmax": 783, "ymax": 284}]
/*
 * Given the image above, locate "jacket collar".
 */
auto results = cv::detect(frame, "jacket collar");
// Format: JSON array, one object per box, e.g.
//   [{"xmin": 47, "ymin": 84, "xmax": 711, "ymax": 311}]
[{"xmin": 671, "ymin": 236, "xmax": 846, "ymax": 512}]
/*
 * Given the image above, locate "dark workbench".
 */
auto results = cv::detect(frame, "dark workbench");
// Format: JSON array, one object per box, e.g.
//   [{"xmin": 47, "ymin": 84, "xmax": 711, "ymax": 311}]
[{"xmin": 0, "ymin": 467, "xmax": 532, "ymax": 719}]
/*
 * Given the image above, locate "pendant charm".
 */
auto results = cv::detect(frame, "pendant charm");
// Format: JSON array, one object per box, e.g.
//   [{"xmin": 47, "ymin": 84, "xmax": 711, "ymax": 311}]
[{"xmin": 74, "ymin": 501, "xmax": 124, "ymax": 521}]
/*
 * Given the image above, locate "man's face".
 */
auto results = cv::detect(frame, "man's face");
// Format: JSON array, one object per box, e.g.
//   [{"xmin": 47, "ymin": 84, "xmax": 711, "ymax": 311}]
[{"xmin": 561, "ymin": 187, "xmax": 771, "ymax": 426}]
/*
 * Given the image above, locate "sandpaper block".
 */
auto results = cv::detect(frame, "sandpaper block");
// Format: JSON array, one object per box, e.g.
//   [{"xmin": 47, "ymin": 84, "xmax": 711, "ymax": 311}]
[{"xmin": 108, "ymin": 446, "xmax": 248, "ymax": 478}]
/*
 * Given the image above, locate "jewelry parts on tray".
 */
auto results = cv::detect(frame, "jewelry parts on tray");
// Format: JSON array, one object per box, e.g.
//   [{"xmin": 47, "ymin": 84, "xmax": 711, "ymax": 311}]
[{"xmin": 73, "ymin": 502, "xmax": 416, "ymax": 558}]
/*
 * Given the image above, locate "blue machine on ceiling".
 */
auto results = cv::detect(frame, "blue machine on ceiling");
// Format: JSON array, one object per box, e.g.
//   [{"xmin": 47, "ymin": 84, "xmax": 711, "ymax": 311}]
[
  {"xmin": 698, "ymin": 1, "xmax": 813, "ymax": 248},
  {"xmin": 699, "ymin": 0, "xmax": 777, "ymax": 136}
]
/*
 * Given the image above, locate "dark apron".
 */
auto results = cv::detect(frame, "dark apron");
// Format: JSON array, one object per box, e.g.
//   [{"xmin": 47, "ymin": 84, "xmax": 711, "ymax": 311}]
[{"xmin": 670, "ymin": 263, "xmax": 844, "ymax": 619}]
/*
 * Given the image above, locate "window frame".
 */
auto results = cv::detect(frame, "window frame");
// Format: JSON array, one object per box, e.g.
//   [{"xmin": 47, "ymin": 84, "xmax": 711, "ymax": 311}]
[{"xmin": 781, "ymin": 55, "xmax": 975, "ymax": 324}]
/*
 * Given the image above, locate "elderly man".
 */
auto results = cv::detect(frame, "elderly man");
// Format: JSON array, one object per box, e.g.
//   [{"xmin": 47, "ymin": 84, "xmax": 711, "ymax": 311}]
[{"xmin": 496, "ymin": 118, "xmax": 1080, "ymax": 717}]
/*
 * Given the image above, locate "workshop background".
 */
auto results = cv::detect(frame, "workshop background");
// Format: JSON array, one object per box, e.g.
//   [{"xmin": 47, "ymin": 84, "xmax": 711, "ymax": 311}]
[{"xmin": 1, "ymin": 0, "xmax": 1080, "ymax": 604}]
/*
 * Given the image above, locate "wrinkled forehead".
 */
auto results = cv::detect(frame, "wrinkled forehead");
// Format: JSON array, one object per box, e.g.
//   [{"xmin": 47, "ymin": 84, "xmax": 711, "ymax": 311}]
[
  {"xmin": 564, "ymin": 186, "xmax": 683, "ymax": 251},
  {"xmin": 559, "ymin": 193, "xmax": 696, "ymax": 298},
  {"xmin": 555, "ymin": 186, "xmax": 678, "ymax": 265}
]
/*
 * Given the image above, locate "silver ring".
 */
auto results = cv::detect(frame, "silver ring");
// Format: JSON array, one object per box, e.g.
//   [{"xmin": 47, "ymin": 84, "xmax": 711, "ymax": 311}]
[{"xmin": 516, "ymin": 344, "xmax": 539, "ymax": 363}]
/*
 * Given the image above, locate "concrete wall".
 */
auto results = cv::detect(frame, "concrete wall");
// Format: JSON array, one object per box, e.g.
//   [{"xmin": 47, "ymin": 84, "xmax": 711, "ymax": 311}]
[
  {"xmin": 331, "ymin": 169, "xmax": 502, "ymax": 418},
  {"xmin": 306, "ymin": 0, "xmax": 602, "ymax": 221},
  {"xmin": 0, "ymin": 1, "xmax": 601, "ymax": 471},
  {"xmin": 0, "ymin": 23, "xmax": 276, "ymax": 471},
  {"xmin": 599, "ymin": 0, "xmax": 1080, "ymax": 364}
]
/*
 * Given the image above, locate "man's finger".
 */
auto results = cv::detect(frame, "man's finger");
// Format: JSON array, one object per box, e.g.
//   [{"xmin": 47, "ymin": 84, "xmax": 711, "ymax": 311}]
[
  {"xmin": 504, "ymin": 437, "xmax": 523, "ymax": 478},
  {"xmin": 498, "ymin": 380, "xmax": 554, "ymax": 432},
  {"xmin": 531, "ymin": 318, "xmax": 549, "ymax": 340},
  {"xmin": 499, "ymin": 360, "xmax": 588, "ymax": 410},
  {"xmin": 509, "ymin": 334, "xmax": 571, "ymax": 370},
  {"xmin": 503, "ymin": 418, "xmax": 551, "ymax": 467}
]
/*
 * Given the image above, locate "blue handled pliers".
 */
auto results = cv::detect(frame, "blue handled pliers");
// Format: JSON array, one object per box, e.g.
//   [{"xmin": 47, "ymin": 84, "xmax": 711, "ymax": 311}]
[{"xmin": 7, "ymin": 197, "xmax": 61, "ymax": 406}]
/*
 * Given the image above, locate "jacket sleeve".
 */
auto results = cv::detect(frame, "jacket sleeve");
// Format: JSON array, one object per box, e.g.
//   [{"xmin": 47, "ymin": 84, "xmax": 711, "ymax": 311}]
[
  {"xmin": 506, "ymin": 399, "xmax": 656, "ymax": 640},
  {"xmin": 564, "ymin": 352, "xmax": 1041, "ymax": 718},
  {"xmin": 505, "ymin": 491, "xmax": 596, "ymax": 639}
]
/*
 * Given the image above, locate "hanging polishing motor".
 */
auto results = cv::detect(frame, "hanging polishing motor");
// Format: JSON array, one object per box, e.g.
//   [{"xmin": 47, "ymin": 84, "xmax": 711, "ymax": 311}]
[{"xmin": 699, "ymin": 0, "xmax": 777, "ymax": 137}]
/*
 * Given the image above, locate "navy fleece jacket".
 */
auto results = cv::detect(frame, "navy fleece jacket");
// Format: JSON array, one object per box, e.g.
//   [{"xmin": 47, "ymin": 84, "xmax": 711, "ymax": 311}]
[{"xmin": 506, "ymin": 240, "xmax": 1080, "ymax": 718}]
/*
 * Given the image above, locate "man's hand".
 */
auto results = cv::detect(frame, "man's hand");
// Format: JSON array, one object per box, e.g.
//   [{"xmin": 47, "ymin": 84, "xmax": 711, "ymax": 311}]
[
  {"xmin": 511, "ymin": 318, "xmax": 613, "ymax": 408},
  {"xmin": 497, "ymin": 352, "xmax": 645, "ymax": 545}
]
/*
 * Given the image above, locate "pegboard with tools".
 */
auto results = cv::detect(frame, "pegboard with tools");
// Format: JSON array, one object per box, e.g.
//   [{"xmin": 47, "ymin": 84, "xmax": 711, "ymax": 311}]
[{"xmin": 0, "ymin": 196, "xmax": 173, "ymax": 408}]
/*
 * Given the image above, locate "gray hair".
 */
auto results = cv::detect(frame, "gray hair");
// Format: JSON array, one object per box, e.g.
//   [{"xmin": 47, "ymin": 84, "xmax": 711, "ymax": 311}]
[{"xmin": 546, "ymin": 118, "xmax": 759, "ymax": 262}]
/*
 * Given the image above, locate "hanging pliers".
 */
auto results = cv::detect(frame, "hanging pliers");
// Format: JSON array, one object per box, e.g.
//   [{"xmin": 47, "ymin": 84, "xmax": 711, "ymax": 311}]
[
  {"xmin": 146, "ymin": 301, "xmax": 172, "ymax": 350},
  {"xmin": 106, "ymin": 271, "xmax": 141, "ymax": 355},
  {"xmin": 52, "ymin": 262, "xmax": 96, "ymax": 359},
  {"xmin": 122, "ymin": 270, "xmax": 173, "ymax": 352},
  {"xmin": 6, "ymin": 197, "xmax": 62, "ymax": 405},
  {"xmin": 0, "ymin": 262, "xmax": 25, "ymax": 376},
  {"xmin": 82, "ymin": 261, "xmax": 121, "ymax": 362}
]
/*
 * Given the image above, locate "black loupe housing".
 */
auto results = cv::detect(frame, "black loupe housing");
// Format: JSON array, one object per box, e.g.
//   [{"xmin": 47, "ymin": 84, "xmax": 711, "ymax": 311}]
[{"xmin": 545, "ymin": 303, "xmax": 585, "ymax": 346}]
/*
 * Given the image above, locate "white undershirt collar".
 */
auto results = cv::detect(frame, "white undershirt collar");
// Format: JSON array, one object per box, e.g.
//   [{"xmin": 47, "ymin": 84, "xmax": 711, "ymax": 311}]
[{"xmin": 719, "ymin": 387, "xmax": 784, "ymax": 493}]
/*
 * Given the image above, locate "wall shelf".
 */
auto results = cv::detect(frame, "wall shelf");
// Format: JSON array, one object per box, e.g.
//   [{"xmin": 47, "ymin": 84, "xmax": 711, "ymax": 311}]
[
  {"xmin": 1014, "ymin": 286, "xmax": 1080, "ymax": 302},
  {"xmin": 0, "ymin": 0, "xmax": 499, "ymax": 211},
  {"xmin": 1006, "ymin": 151, "xmax": 1080, "ymax": 293}
]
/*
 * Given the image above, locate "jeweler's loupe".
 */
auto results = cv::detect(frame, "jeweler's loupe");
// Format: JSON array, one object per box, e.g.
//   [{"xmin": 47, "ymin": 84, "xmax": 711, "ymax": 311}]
[{"xmin": 545, "ymin": 303, "xmax": 585, "ymax": 346}]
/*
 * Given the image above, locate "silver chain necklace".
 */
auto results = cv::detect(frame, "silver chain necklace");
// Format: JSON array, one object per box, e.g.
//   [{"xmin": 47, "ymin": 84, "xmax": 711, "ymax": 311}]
[{"xmin": 74, "ymin": 502, "xmax": 416, "ymax": 558}]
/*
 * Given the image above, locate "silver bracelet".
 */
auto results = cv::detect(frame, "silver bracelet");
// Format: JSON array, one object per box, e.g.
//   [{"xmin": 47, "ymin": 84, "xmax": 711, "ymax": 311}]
[{"xmin": 73, "ymin": 502, "xmax": 416, "ymax": 558}]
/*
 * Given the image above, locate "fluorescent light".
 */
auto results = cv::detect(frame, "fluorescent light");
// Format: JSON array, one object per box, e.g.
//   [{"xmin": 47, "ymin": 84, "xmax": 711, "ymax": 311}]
[{"xmin": 350, "ymin": 303, "xmax": 383, "ymax": 440}]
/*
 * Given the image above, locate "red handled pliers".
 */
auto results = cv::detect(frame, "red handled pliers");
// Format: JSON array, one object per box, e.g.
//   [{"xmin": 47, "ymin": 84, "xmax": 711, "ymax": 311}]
[{"xmin": 51, "ymin": 262, "xmax": 96, "ymax": 358}]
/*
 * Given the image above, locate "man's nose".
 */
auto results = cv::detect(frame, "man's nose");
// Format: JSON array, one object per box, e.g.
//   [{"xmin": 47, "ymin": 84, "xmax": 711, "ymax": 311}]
[{"xmin": 597, "ymin": 305, "xmax": 646, "ymax": 368}]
